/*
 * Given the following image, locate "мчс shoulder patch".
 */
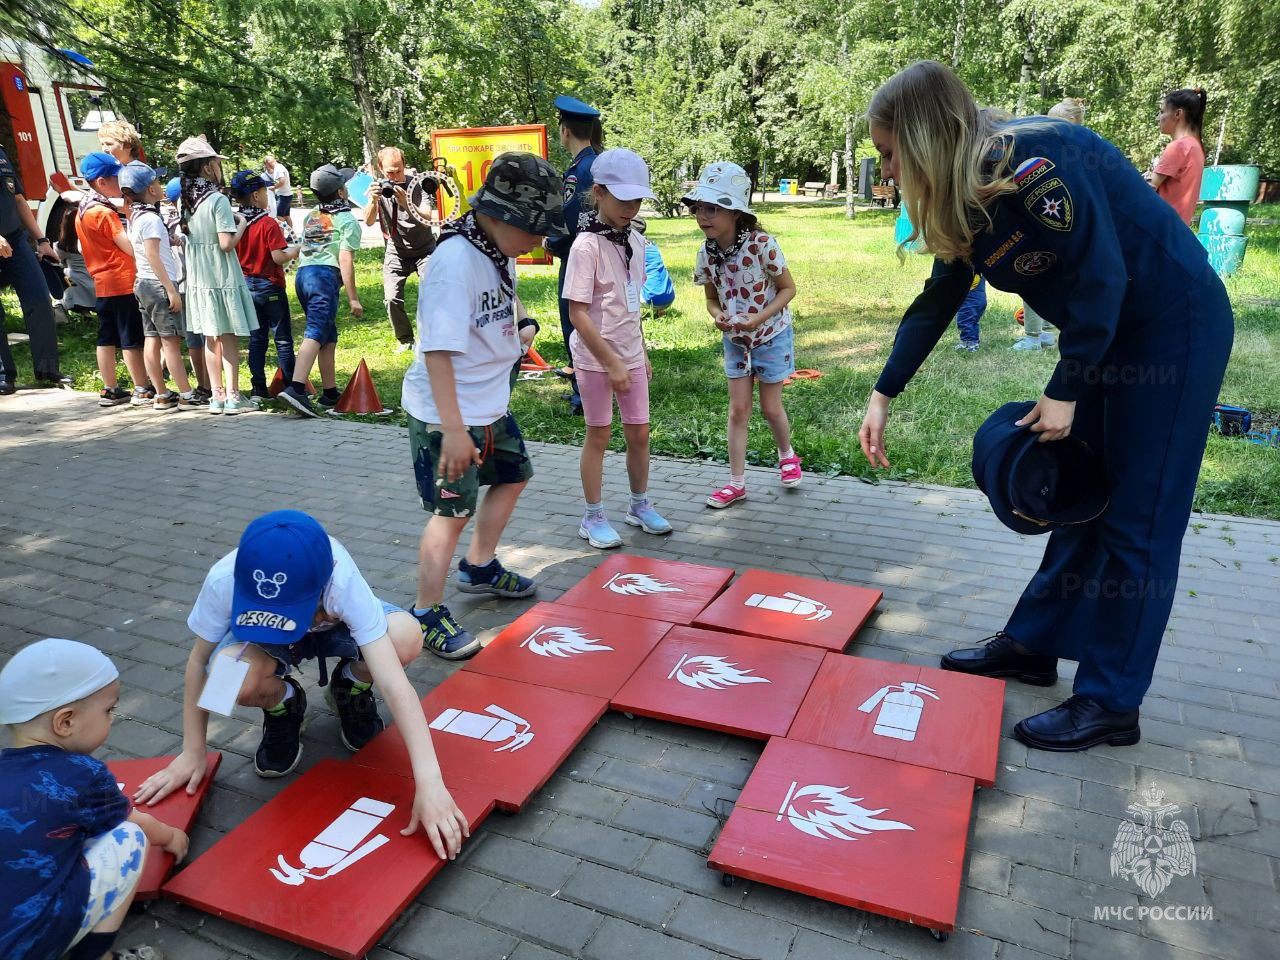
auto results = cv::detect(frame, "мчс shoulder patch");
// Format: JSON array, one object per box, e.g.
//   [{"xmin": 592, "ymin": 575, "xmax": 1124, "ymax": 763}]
[
  {"xmin": 1013, "ymin": 157, "xmax": 1054, "ymax": 189},
  {"xmin": 563, "ymin": 174, "xmax": 578, "ymax": 203},
  {"xmin": 1014, "ymin": 250, "xmax": 1058, "ymax": 275},
  {"xmin": 1023, "ymin": 177, "xmax": 1073, "ymax": 232}
]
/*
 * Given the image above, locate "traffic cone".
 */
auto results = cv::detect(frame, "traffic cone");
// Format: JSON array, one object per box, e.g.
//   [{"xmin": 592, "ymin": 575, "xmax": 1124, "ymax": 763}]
[
  {"xmin": 268, "ymin": 367, "xmax": 316, "ymax": 398},
  {"xmin": 782, "ymin": 369, "xmax": 823, "ymax": 387},
  {"xmin": 333, "ymin": 359, "xmax": 389, "ymax": 414},
  {"xmin": 520, "ymin": 345, "xmax": 552, "ymax": 372}
]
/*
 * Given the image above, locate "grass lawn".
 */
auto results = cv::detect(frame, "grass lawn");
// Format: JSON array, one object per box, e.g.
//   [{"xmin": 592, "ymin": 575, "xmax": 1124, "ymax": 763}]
[{"xmin": 8, "ymin": 201, "xmax": 1279, "ymax": 519}]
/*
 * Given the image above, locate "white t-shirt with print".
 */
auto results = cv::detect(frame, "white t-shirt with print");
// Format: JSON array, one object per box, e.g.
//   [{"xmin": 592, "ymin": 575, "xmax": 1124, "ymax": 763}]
[
  {"xmin": 188, "ymin": 537, "xmax": 388, "ymax": 645},
  {"xmin": 692, "ymin": 230, "xmax": 791, "ymax": 349},
  {"xmin": 128, "ymin": 208, "xmax": 181, "ymax": 284},
  {"xmin": 401, "ymin": 237, "xmax": 519, "ymax": 426}
]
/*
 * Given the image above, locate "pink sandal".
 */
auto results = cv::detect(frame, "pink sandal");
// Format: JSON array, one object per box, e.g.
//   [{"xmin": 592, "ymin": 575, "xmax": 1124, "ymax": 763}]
[
  {"xmin": 780, "ymin": 455, "xmax": 803, "ymax": 487},
  {"xmin": 706, "ymin": 484, "xmax": 747, "ymax": 509}
]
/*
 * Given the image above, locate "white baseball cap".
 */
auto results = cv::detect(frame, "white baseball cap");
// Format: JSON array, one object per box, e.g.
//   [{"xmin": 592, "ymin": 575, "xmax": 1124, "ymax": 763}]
[
  {"xmin": 0, "ymin": 638, "xmax": 119, "ymax": 724},
  {"xmin": 591, "ymin": 148, "xmax": 654, "ymax": 202}
]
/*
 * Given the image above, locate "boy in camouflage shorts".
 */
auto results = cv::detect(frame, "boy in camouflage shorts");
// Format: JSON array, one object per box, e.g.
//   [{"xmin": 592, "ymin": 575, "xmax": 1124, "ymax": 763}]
[{"xmin": 401, "ymin": 153, "xmax": 569, "ymax": 658}]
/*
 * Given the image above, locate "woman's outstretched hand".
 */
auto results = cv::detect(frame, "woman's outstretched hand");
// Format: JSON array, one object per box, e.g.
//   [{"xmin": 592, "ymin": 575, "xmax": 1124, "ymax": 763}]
[{"xmin": 859, "ymin": 390, "xmax": 892, "ymax": 468}]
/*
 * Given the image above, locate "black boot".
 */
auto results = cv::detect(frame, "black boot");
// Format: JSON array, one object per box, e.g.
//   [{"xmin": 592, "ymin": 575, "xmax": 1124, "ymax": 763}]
[
  {"xmin": 1014, "ymin": 695, "xmax": 1140, "ymax": 752},
  {"xmin": 940, "ymin": 632, "xmax": 1058, "ymax": 685}
]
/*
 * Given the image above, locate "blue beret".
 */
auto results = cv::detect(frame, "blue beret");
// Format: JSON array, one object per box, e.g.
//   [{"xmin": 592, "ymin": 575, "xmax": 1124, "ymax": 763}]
[{"xmin": 554, "ymin": 95, "xmax": 600, "ymax": 119}]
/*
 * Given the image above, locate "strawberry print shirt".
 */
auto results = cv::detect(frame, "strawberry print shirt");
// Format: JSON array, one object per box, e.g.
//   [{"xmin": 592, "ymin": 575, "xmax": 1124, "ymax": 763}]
[{"xmin": 693, "ymin": 230, "xmax": 791, "ymax": 349}]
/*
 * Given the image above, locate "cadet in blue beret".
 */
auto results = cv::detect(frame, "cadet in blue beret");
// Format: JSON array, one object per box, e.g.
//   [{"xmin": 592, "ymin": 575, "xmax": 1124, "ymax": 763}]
[
  {"xmin": 547, "ymin": 95, "xmax": 604, "ymax": 414},
  {"xmin": 858, "ymin": 62, "xmax": 1234, "ymax": 753}
]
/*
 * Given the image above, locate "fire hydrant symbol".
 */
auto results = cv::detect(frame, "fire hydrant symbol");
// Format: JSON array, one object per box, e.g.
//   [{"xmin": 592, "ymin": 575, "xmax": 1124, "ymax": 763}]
[
  {"xmin": 270, "ymin": 797, "xmax": 395, "ymax": 885},
  {"xmin": 744, "ymin": 592, "xmax": 832, "ymax": 621},
  {"xmin": 858, "ymin": 683, "xmax": 940, "ymax": 742},
  {"xmin": 429, "ymin": 704, "xmax": 535, "ymax": 752}
]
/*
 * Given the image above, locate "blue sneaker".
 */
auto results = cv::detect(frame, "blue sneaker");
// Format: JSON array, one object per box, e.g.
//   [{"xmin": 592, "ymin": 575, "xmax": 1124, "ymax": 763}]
[
  {"xmin": 413, "ymin": 604, "xmax": 480, "ymax": 660},
  {"xmin": 457, "ymin": 558, "xmax": 537, "ymax": 598},
  {"xmin": 624, "ymin": 500, "xmax": 673, "ymax": 536},
  {"xmin": 579, "ymin": 512, "xmax": 623, "ymax": 549}
]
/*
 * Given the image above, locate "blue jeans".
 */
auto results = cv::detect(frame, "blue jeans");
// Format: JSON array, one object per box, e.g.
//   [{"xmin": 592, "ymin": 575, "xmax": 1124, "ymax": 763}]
[
  {"xmin": 955, "ymin": 278, "xmax": 987, "ymax": 344},
  {"xmin": 0, "ymin": 228, "xmax": 60, "ymax": 379},
  {"xmin": 295, "ymin": 265, "xmax": 340, "ymax": 345},
  {"xmin": 245, "ymin": 276, "xmax": 295, "ymax": 389}
]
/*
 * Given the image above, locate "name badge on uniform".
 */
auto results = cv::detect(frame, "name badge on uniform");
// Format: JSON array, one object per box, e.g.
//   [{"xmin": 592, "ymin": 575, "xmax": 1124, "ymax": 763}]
[
  {"xmin": 198, "ymin": 647, "xmax": 251, "ymax": 717},
  {"xmin": 624, "ymin": 279, "xmax": 640, "ymax": 312}
]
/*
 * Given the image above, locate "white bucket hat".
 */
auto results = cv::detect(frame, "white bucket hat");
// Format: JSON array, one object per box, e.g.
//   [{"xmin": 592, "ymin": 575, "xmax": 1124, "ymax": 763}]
[{"xmin": 682, "ymin": 161, "xmax": 753, "ymax": 214}]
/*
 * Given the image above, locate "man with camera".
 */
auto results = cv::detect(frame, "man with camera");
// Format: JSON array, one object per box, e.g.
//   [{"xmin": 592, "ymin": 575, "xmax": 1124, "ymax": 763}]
[{"xmin": 364, "ymin": 146, "xmax": 438, "ymax": 352}]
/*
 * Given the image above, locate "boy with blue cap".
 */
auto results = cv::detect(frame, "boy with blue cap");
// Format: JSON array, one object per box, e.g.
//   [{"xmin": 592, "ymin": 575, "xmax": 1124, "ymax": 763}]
[
  {"xmin": 76, "ymin": 151, "xmax": 154, "ymax": 407},
  {"xmin": 120, "ymin": 162, "xmax": 198, "ymax": 411},
  {"xmin": 0, "ymin": 638, "xmax": 186, "ymax": 960},
  {"xmin": 134, "ymin": 510, "xmax": 471, "ymax": 863}
]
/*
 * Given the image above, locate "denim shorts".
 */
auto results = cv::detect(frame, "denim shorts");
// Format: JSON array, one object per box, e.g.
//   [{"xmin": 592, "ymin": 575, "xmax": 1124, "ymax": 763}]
[
  {"xmin": 295, "ymin": 264, "xmax": 341, "ymax": 345},
  {"xmin": 209, "ymin": 599, "xmax": 402, "ymax": 677},
  {"xmin": 723, "ymin": 324, "xmax": 795, "ymax": 383}
]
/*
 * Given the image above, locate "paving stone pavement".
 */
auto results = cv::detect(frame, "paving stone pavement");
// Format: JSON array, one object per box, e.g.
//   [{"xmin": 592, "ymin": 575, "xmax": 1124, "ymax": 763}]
[{"xmin": 2, "ymin": 389, "xmax": 1278, "ymax": 960}]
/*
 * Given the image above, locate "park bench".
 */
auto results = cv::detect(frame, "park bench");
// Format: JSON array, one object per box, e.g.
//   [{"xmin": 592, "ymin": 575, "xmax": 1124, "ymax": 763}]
[
  {"xmin": 872, "ymin": 182, "xmax": 898, "ymax": 207},
  {"xmin": 802, "ymin": 181, "xmax": 826, "ymax": 197}
]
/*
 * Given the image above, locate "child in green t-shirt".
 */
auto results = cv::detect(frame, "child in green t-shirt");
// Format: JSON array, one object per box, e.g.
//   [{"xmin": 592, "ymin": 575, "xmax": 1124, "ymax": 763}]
[{"xmin": 280, "ymin": 164, "xmax": 364, "ymax": 417}]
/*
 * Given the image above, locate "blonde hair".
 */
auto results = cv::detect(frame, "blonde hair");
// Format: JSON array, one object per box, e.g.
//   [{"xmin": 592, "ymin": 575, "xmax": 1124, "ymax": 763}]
[
  {"xmin": 377, "ymin": 146, "xmax": 404, "ymax": 171},
  {"xmin": 97, "ymin": 119, "xmax": 142, "ymax": 159},
  {"xmin": 1048, "ymin": 98, "xmax": 1085, "ymax": 124},
  {"xmin": 868, "ymin": 60, "xmax": 1019, "ymax": 263}
]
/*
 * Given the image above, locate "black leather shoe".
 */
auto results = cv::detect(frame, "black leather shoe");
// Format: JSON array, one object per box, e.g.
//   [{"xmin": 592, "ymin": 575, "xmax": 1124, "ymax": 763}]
[
  {"xmin": 1014, "ymin": 695, "xmax": 1140, "ymax": 752},
  {"xmin": 940, "ymin": 632, "xmax": 1058, "ymax": 685},
  {"xmin": 0, "ymin": 378, "xmax": 15, "ymax": 396},
  {"xmin": 34, "ymin": 370, "xmax": 73, "ymax": 386}
]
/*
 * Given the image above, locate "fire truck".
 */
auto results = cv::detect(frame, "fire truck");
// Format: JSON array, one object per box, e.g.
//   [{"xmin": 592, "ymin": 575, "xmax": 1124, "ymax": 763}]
[{"xmin": 0, "ymin": 38, "xmax": 123, "ymax": 235}]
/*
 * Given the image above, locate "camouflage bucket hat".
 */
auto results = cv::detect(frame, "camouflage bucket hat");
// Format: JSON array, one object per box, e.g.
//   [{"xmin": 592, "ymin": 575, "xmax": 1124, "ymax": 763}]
[{"xmin": 470, "ymin": 152, "xmax": 569, "ymax": 237}]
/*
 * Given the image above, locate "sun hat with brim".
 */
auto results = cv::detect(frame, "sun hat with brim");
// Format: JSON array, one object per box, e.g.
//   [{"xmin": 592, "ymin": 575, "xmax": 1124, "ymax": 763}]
[
  {"xmin": 591, "ymin": 148, "xmax": 654, "ymax": 202},
  {"xmin": 972, "ymin": 401, "xmax": 1109, "ymax": 535},
  {"xmin": 175, "ymin": 136, "xmax": 227, "ymax": 164},
  {"xmin": 470, "ymin": 151, "xmax": 569, "ymax": 238},
  {"xmin": 682, "ymin": 161, "xmax": 753, "ymax": 214},
  {"xmin": 0, "ymin": 638, "xmax": 119, "ymax": 724},
  {"xmin": 230, "ymin": 510, "xmax": 334, "ymax": 647}
]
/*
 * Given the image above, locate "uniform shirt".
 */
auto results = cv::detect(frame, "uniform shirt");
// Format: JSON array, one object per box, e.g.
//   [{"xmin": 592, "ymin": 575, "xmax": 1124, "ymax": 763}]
[
  {"xmin": 546, "ymin": 147, "xmax": 596, "ymax": 259},
  {"xmin": 1154, "ymin": 135, "xmax": 1205, "ymax": 226},
  {"xmin": 875, "ymin": 119, "xmax": 1210, "ymax": 404},
  {"xmin": 0, "ymin": 147, "xmax": 25, "ymax": 235},
  {"xmin": 127, "ymin": 207, "xmax": 180, "ymax": 283},
  {"xmin": 236, "ymin": 215, "xmax": 288, "ymax": 287},
  {"xmin": 693, "ymin": 231, "xmax": 791, "ymax": 349},
  {"xmin": 188, "ymin": 536, "xmax": 388, "ymax": 645},
  {"xmin": 0, "ymin": 746, "xmax": 131, "ymax": 960},
  {"xmin": 376, "ymin": 175, "xmax": 437, "ymax": 259},
  {"xmin": 76, "ymin": 201, "xmax": 136, "ymax": 297},
  {"xmin": 563, "ymin": 231, "xmax": 647, "ymax": 372},
  {"xmin": 298, "ymin": 208, "xmax": 361, "ymax": 270},
  {"xmin": 401, "ymin": 237, "xmax": 519, "ymax": 425}
]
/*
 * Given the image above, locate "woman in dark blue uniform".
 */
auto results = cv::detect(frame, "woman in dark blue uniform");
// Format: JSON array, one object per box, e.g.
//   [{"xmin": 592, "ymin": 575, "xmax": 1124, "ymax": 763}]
[
  {"xmin": 858, "ymin": 62, "xmax": 1234, "ymax": 752},
  {"xmin": 546, "ymin": 95, "xmax": 603, "ymax": 415}
]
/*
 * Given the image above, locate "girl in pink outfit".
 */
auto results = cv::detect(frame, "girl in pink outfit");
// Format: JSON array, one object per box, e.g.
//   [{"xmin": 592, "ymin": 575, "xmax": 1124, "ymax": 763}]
[
  {"xmin": 685, "ymin": 162, "xmax": 800, "ymax": 509},
  {"xmin": 1150, "ymin": 87, "xmax": 1207, "ymax": 226},
  {"xmin": 563, "ymin": 148, "xmax": 672, "ymax": 549}
]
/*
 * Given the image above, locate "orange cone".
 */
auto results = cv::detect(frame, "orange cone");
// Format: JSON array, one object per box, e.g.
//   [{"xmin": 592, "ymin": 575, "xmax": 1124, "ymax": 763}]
[
  {"xmin": 268, "ymin": 368, "xmax": 316, "ymax": 397},
  {"xmin": 333, "ymin": 359, "xmax": 389, "ymax": 414},
  {"xmin": 520, "ymin": 345, "xmax": 552, "ymax": 372},
  {"xmin": 783, "ymin": 369, "xmax": 823, "ymax": 387}
]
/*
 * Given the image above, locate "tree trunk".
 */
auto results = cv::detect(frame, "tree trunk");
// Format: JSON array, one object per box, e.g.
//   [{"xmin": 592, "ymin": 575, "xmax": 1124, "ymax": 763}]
[
  {"xmin": 346, "ymin": 26, "xmax": 381, "ymax": 165},
  {"xmin": 841, "ymin": 29, "xmax": 854, "ymax": 219},
  {"xmin": 951, "ymin": 0, "xmax": 967, "ymax": 67},
  {"xmin": 1214, "ymin": 98, "xmax": 1229, "ymax": 165}
]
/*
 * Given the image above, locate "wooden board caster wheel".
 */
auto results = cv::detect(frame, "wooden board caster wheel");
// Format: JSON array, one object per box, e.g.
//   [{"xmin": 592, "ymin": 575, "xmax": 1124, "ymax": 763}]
[
  {"xmin": 721, "ymin": 873, "xmax": 736, "ymax": 888},
  {"xmin": 930, "ymin": 929, "xmax": 949, "ymax": 943}
]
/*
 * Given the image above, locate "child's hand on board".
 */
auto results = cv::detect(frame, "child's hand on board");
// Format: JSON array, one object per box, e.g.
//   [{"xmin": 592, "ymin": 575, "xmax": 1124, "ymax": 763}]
[
  {"xmin": 404, "ymin": 778, "xmax": 470, "ymax": 860},
  {"xmin": 165, "ymin": 826, "xmax": 190, "ymax": 863}
]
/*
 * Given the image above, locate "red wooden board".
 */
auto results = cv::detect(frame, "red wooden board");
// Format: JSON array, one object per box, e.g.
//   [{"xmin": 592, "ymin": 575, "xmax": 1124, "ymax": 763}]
[
  {"xmin": 555, "ymin": 554, "xmax": 734, "ymax": 625},
  {"xmin": 708, "ymin": 739, "xmax": 974, "ymax": 931},
  {"xmin": 162, "ymin": 759, "xmax": 493, "ymax": 960},
  {"xmin": 462, "ymin": 602, "xmax": 673, "ymax": 699},
  {"xmin": 787, "ymin": 654, "xmax": 1005, "ymax": 787},
  {"xmin": 609, "ymin": 627, "xmax": 825, "ymax": 739},
  {"xmin": 693, "ymin": 569, "xmax": 882, "ymax": 652},
  {"xmin": 109, "ymin": 751, "xmax": 222, "ymax": 900},
  {"xmin": 350, "ymin": 672, "xmax": 608, "ymax": 811}
]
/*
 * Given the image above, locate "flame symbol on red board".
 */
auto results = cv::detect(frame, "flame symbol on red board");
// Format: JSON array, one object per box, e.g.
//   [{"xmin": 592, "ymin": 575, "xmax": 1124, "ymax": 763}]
[
  {"xmin": 668, "ymin": 654, "xmax": 771, "ymax": 690},
  {"xmin": 604, "ymin": 572, "xmax": 684, "ymax": 596},
  {"xmin": 777, "ymin": 782, "xmax": 915, "ymax": 841},
  {"xmin": 521, "ymin": 625, "xmax": 613, "ymax": 658}
]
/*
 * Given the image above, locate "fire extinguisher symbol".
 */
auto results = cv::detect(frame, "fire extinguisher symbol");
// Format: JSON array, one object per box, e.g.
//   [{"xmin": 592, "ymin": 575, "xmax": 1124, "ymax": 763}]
[
  {"xmin": 269, "ymin": 797, "xmax": 395, "ymax": 886},
  {"xmin": 743, "ymin": 592, "xmax": 832, "ymax": 621},
  {"xmin": 857, "ymin": 682, "xmax": 940, "ymax": 742},
  {"xmin": 429, "ymin": 703, "xmax": 535, "ymax": 752}
]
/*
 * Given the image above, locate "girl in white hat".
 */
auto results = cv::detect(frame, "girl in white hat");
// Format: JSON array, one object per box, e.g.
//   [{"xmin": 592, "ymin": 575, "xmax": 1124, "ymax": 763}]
[{"xmin": 685, "ymin": 162, "xmax": 801, "ymax": 508}]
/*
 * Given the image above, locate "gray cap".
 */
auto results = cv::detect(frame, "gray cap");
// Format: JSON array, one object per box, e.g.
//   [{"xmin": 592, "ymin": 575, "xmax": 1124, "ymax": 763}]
[
  {"xmin": 470, "ymin": 152, "xmax": 568, "ymax": 237},
  {"xmin": 310, "ymin": 163, "xmax": 355, "ymax": 196}
]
